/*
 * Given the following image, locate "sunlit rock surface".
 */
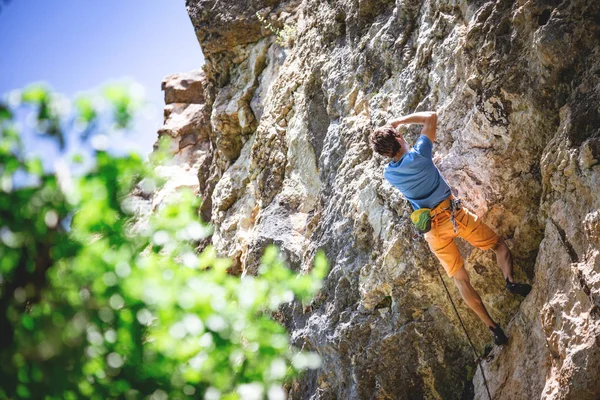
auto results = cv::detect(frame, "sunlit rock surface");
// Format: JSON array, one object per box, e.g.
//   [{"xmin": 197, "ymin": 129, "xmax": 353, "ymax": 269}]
[{"xmin": 154, "ymin": 0, "xmax": 599, "ymax": 398}]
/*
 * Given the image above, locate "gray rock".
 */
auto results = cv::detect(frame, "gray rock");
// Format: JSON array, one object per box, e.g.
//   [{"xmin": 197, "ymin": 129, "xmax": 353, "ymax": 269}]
[
  {"xmin": 162, "ymin": 69, "xmax": 207, "ymax": 104},
  {"xmin": 153, "ymin": 0, "xmax": 600, "ymax": 398}
]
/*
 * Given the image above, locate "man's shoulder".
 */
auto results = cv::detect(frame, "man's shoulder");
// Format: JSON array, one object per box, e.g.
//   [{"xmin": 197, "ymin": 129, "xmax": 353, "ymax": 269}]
[
  {"xmin": 383, "ymin": 163, "xmax": 395, "ymax": 177},
  {"xmin": 416, "ymin": 134, "xmax": 432, "ymax": 146},
  {"xmin": 412, "ymin": 135, "xmax": 433, "ymax": 158}
]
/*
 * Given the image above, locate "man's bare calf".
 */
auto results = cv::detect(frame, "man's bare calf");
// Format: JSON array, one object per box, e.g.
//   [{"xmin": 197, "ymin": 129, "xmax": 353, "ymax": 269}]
[
  {"xmin": 492, "ymin": 240, "xmax": 515, "ymax": 283},
  {"xmin": 452, "ymin": 267, "xmax": 496, "ymax": 328},
  {"xmin": 453, "ymin": 240, "xmax": 529, "ymax": 327}
]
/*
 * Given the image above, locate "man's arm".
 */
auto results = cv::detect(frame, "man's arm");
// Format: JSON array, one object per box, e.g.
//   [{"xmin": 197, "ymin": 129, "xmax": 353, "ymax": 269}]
[{"xmin": 389, "ymin": 111, "xmax": 437, "ymax": 143}]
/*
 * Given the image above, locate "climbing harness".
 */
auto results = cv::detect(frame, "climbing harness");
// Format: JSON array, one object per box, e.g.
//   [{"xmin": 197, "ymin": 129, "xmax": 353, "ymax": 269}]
[
  {"xmin": 449, "ymin": 198, "xmax": 462, "ymax": 233},
  {"xmin": 430, "ymin": 197, "xmax": 468, "ymax": 239},
  {"xmin": 411, "ymin": 197, "xmax": 463, "ymax": 240}
]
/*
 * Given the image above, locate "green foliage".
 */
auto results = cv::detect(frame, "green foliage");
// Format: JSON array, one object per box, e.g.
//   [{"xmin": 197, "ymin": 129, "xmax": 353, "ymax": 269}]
[
  {"xmin": 19, "ymin": 84, "xmax": 65, "ymax": 149},
  {"xmin": 103, "ymin": 84, "xmax": 140, "ymax": 129},
  {"xmin": 0, "ymin": 84, "xmax": 329, "ymax": 399},
  {"xmin": 255, "ymin": 13, "xmax": 297, "ymax": 48},
  {"xmin": 0, "ymin": 103, "xmax": 12, "ymax": 121}
]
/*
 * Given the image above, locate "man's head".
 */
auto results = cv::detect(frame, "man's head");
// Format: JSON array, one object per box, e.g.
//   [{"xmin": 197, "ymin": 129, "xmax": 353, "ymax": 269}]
[{"xmin": 369, "ymin": 125, "xmax": 405, "ymax": 158}]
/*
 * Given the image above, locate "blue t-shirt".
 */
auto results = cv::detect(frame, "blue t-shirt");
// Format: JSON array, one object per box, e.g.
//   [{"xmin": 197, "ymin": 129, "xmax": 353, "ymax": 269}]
[{"xmin": 383, "ymin": 135, "xmax": 451, "ymax": 210}]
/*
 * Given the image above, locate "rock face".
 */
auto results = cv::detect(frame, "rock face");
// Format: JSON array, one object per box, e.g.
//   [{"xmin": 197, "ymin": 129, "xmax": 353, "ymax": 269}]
[
  {"xmin": 162, "ymin": 0, "xmax": 599, "ymax": 398},
  {"xmin": 153, "ymin": 70, "xmax": 213, "ymax": 220}
]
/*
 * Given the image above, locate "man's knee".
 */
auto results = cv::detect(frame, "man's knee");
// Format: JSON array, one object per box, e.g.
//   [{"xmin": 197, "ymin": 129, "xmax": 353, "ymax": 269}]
[
  {"xmin": 453, "ymin": 271, "xmax": 483, "ymax": 305},
  {"xmin": 452, "ymin": 267, "xmax": 470, "ymax": 287},
  {"xmin": 492, "ymin": 239, "xmax": 508, "ymax": 254}
]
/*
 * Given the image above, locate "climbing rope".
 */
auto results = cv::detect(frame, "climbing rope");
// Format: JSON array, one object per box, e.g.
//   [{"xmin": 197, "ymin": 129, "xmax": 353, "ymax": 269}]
[{"xmin": 433, "ymin": 262, "xmax": 493, "ymax": 400}]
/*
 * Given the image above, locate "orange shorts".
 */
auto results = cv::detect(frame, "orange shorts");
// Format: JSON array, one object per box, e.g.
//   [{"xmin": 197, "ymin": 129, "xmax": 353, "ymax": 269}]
[{"xmin": 423, "ymin": 198, "xmax": 500, "ymax": 277}]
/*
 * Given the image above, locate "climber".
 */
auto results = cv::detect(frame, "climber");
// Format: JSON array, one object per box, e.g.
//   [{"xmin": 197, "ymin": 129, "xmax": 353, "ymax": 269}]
[{"xmin": 369, "ymin": 111, "xmax": 532, "ymax": 346}]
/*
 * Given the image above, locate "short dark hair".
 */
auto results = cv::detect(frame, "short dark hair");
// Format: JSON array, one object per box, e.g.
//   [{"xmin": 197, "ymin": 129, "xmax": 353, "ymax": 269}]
[{"xmin": 370, "ymin": 125, "xmax": 401, "ymax": 157}]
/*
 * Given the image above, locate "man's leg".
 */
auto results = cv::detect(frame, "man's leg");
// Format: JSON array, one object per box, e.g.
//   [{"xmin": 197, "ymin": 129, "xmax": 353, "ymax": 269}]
[
  {"xmin": 452, "ymin": 267, "xmax": 497, "ymax": 328},
  {"xmin": 458, "ymin": 207, "xmax": 531, "ymax": 297},
  {"xmin": 425, "ymin": 216, "xmax": 509, "ymax": 344},
  {"xmin": 492, "ymin": 239, "xmax": 515, "ymax": 283}
]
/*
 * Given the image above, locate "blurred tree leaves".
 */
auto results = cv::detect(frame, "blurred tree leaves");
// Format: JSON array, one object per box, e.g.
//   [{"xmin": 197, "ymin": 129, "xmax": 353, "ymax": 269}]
[
  {"xmin": 0, "ymin": 103, "xmax": 12, "ymax": 121},
  {"xmin": 20, "ymin": 84, "xmax": 65, "ymax": 149},
  {"xmin": 103, "ymin": 84, "xmax": 139, "ymax": 129},
  {"xmin": 0, "ymin": 84, "xmax": 329, "ymax": 399}
]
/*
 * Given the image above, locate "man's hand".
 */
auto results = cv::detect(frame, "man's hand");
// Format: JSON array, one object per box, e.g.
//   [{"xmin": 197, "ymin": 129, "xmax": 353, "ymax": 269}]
[{"xmin": 390, "ymin": 111, "xmax": 437, "ymax": 143}]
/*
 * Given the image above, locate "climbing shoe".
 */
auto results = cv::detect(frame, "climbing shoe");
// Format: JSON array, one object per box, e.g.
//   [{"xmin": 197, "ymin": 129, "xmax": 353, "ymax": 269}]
[
  {"xmin": 490, "ymin": 324, "xmax": 508, "ymax": 346},
  {"xmin": 505, "ymin": 278, "xmax": 532, "ymax": 297}
]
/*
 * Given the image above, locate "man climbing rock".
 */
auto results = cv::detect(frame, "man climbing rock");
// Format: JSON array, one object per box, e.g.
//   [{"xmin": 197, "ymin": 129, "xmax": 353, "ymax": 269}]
[{"xmin": 369, "ymin": 111, "xmax": 532, "ymax": 345}]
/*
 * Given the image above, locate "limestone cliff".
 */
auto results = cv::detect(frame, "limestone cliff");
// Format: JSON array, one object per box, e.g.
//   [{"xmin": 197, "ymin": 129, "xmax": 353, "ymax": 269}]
[{"xmin": 154, "ymin": 0, "xmax": 600, "ymax": 398}]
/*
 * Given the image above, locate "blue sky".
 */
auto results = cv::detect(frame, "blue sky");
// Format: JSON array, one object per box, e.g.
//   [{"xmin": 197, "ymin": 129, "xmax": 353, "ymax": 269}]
[{"xmin": 0, "ymin": 0, "xmax": 205, "ymax": 157}]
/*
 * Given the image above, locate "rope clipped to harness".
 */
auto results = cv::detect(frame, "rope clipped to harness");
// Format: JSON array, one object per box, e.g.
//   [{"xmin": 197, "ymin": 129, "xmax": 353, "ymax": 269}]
[
  {"xmin": 412, "ymin": 196, "xmax": 492, "ymax": 398},
  {"xmin": 433, "ymin": 262, "xmax": 493, "ymax": 400}
]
